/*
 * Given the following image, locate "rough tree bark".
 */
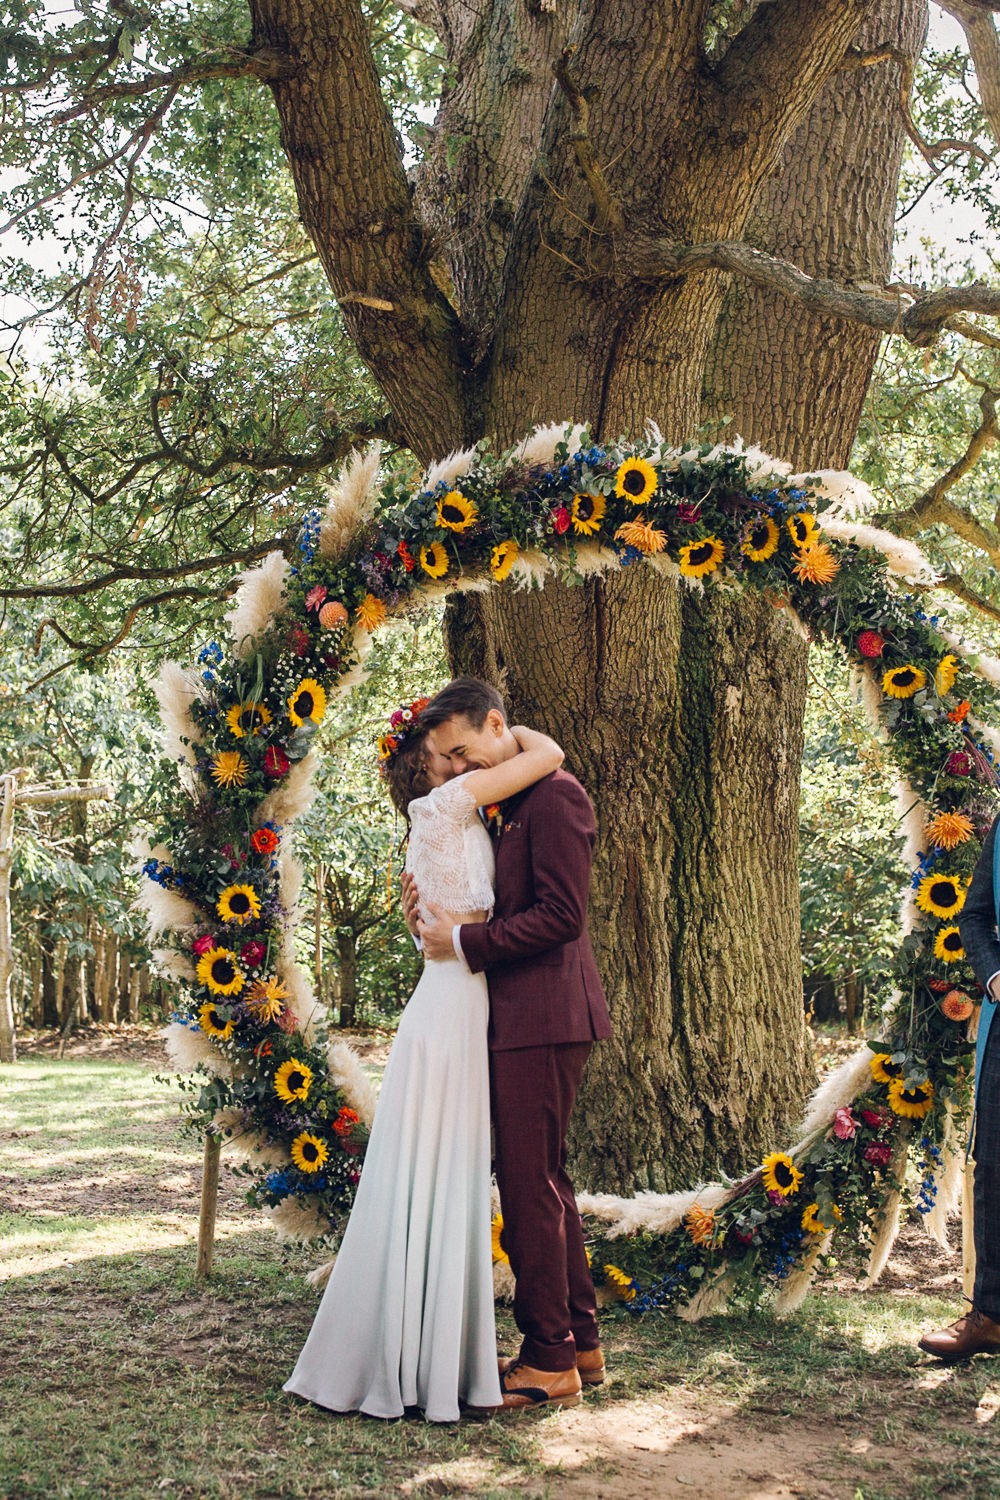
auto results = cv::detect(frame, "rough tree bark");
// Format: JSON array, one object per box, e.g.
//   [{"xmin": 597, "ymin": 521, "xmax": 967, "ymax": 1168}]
[{"xmin": 249, "ymin": 0, "xmax": 930, "ymax": 1188}]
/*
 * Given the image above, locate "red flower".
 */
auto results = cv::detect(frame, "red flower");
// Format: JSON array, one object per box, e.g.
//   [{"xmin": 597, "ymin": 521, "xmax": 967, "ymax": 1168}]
[
  {"xmin": 254, "ymin": 1039, "xmax": 273, "ymax": 1059},
  {"xmin": 275, "ymin": 1007, "xmax": 299, "ymax": 1034},
  {"xmin": 347, "ymin": 1168, "xmax": 361, "ymax": 1185},
  {"xmin": 676, "ymin": 501, "xmax": 701, "ymax": 524},
  {"xmin": 946, "ymin": 751, "xmax": 972, "ymax": 776},
  {"xmin": 864, "ymin": 1142, "xmax": 893, "ymax": 1167},
  {"xmin": 192, "ymin": 934, "xmax": 215, "ymax": 956},
  {"xmin": 552, "ymin": 506, "xmax": 571, "ymax": 535},
  {"xmin": 333, "ymin": 1107, "xmax": 360, "ymax": 1138},
  {"xmin": 264, "ymin": 745, "xmax": 290, "ymax": 779},
  {"xmin": 251, "ymin": 827, "xmax": 280, "ymax": 856},
  {"xmin": 857, "ymin": 630, "xmax": 885, "ymax": 659},
  {"xmin": 928, "ymin": 978, "xmax": 951, "ymax": 994},
  {"xmin": 397, "ymin": 541, "xmax": 415, "ymax": 573},
  {"xmin": 860, "ymin": 1106, "xmax": 890, "ymax": 1130},
  {"xmin": 240, "ymin": 939, "xmax": 266, "ymax": 967}
]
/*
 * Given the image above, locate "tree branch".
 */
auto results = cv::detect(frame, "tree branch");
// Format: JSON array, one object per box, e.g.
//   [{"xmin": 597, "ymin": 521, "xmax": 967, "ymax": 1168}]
[
  {"xmin": 840, "ymin": 41, "xmax": 993, "ymax": 166},
  {"xmin": 1, "ymin": 540, "xmax": 289, "ymax": 604},
  {"xmin": 552, "ymin": 46, "xmax": 624, "ymax": 235},
  {"xmin": 51, "ymin": 46, "xmax": 298, "ymax": 122},
  {"xmin": 940, "ymin": 1, "xmax": 1000, "ymax": 141},
  {"xmin": 624, "ymin": 234, "xmax": 1000, "ymax": 348}
]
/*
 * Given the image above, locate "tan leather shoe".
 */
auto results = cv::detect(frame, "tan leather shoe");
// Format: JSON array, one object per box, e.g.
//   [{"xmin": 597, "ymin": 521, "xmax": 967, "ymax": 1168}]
[
  {"xmin": 576, "ymin": 1346, "xmax": 605, "ymax": 1386},
  {"xmin": 500, "ymin": 1360, "xmax": 583, "ymax": 1409},
  {"xmin": 918, "ymin": 1308, "xmax": 1000, "ymax": 1363}
]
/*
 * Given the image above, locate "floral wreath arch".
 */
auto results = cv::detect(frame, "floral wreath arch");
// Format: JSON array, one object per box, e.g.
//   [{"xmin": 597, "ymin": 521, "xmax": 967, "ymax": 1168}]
[{"xmin": 142, "ymin": 421, "xmax": 999, "ymax": 1318}]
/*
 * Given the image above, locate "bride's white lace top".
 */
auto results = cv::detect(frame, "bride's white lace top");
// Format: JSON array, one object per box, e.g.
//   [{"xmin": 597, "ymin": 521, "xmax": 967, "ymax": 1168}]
[{"xmin": 405, "ymin": 775, "xmax": 495, "ymax": 922}]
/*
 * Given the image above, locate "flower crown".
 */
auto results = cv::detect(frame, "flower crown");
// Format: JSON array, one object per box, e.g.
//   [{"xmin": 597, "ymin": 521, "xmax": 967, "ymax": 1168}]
[{"xmin": 377, "ymin": 696, "xmax": 432, "ymax": 769}]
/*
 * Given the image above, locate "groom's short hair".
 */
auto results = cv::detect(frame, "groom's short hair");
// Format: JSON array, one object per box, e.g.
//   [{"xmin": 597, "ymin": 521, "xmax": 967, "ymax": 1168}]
[{"xmin": 420, "ymin": 677, "xmax": 506, "ymax": 730}]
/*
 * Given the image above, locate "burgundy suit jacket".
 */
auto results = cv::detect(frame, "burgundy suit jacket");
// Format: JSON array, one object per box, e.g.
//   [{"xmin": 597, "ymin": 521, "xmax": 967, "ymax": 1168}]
[{"xmin": 459, "ymin": 769, "xmax": 612, "ymax": 1052}]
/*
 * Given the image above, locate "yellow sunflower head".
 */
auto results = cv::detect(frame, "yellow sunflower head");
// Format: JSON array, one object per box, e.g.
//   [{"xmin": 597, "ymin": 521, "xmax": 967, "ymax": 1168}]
[
  {"xmin": 491, "ymin": 1213, "xmax": 509, "ymax": 1265},
  {"xmin": 274, "ymin": 1058, "xmax": 312, "ymax": 1104},
  {"xmin": 761, "ymin": 1150, "xmax": 803, "ymax": 1197},
  {"xmin": 419, "ymin": 541, "xmax": 449, "ymax": 579},
  {"xmin": 436, "ymin": 490, "xmax": 478, "ymax": 532},
  {"xmin": 614, "ymin": 456, "xmax": 657, "ymax": 505},
  {"xmin": 925, "ymin": 811, "xmax": 975, "ymax": 850},
  {"xmin": 678, "ymin": 536, "xmax": 725, "ymax": 578},
  {"xmin": 791, "ymin": 541, "xmax": 839, "ymax": 586},
  {"xmin": 196, "ymin": 947, "xmax": 244, "ymax": 997},
  {"xmin": 491, "ymin": 539, "xmax": 519, "ymax": 581},
  {"xmin": 786, "ymin": 512, "xmax": 818, "ymax": 547},
  {"xmin": 915, "ymin": 873, "xmax": 966, "ymax": 920},
  {"xmin": 936, "ymin": 654, "xmax": 959, "ymax": 696},
  {"xmin": 225, "ymin": 701, "xmax": 272, "ymax": 739},
  {"xmin": 210, "ymin": 751, "xmax": 249, "ymax": 788},
  {"xmin": 741, "ymin": 517, "xmax": 780, "ymax": 562},
  {"xmin": 934, "ymin": 925, "xmax": 965, "ymax": 963},
  {"xmin": 245, "ymin": 975, "xmax": 290, "ymax": 1024},
  {"xmin": 882, "ymin": 665, "xmax": 926, "ymax": 700},
  {"xmin": 603, "ymin": 1263, "xmax": 638, "ymax": 1301},
  {"xmin": 615, "ymin": 516, "xmax": 667, "ymax": 555},
  {"xmin": 216, "ymin": 883, "xmax": 261, "ymax": 926},
  {"xmin": 887, "ymin": 1076, "xmax": 934, "ymax": 1119},
  {"xmin": 290, "ymin": 1131, "xmax": 328, "ymax": 1173},
  {"xmin": 288, "ymin": 677, "xmax": 327, "ymax": 727},
  {"xmin": 801, "ymin": 1202, "xmax": 841, "ymax": 1235},
  {"xmin": 198, "ymin": 1001, "xmax": 235, "ymax": 1040},
  {"xmin": 869, "ymin": 1053, "xmax": 903, "ymax": 1085},
  {"xmin": 571, "ymin": 492, "xmax": 606, "ymax": 535}
]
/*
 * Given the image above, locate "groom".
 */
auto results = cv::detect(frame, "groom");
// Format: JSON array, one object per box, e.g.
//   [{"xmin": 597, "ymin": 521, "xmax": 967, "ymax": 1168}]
[{"xmin": 403, "ymin": 677, "xmax": 611, "ymax": 1409}]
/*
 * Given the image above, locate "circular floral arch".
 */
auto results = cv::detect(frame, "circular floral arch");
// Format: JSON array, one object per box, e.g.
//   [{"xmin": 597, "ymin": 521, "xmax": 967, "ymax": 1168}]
[{"xmin": 144, "ymin": 422, "xmax": 997, "ymax": 1317}]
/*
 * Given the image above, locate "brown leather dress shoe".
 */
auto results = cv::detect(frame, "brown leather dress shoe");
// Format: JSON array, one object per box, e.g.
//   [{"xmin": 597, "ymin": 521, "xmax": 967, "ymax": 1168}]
[
  {"xmin": 499, "ymin": 1348, "xmax": 605, "ymax": 1386},
  {"xmin": 918, "ymin": 1307, "xmax": 1000, "ymax": 1363},
  {"xmin": 500, "ymin": 1360, "xmax": 583, "ymax": 1409}
]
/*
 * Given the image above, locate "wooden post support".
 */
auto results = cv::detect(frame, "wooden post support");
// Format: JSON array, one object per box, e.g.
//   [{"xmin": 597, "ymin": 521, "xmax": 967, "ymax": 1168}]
[
  {"xmin": 0, "ymin": 775, "xmax": 19, "ymax": 1064},
  {"xmin": 963, "ymin": 1153, "xmax": 977, "ymax": 1301},
  {"xmin": 196, "ymin": 1132, "xmax": 223, "ymax": 1280}
]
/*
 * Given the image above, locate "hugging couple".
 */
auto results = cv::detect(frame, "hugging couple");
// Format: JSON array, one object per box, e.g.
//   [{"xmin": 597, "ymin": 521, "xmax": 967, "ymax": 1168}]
[{"xmin": 284, "ymin": 676, "xmax": 612, "ymax": 1421}]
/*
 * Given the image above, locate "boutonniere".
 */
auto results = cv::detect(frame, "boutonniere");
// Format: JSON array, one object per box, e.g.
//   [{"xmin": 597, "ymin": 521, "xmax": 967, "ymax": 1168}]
[
  {"xmin": 484, "ymin": 803, "xmax": 504, "ymax": 832},
  {"xmin": 499, "ymin": 818, "xmax": 522, "ymax": 836}
]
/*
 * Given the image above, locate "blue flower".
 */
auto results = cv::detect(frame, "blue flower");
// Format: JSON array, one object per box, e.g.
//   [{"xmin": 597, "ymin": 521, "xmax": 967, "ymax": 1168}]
[{"xmin": 618, "ymin": 544, "xmax": 641, "ymax": 567}]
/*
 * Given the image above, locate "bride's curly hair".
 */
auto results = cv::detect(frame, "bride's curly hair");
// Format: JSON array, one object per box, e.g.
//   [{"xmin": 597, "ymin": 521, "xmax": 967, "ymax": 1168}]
[{"xmin": 382, "ymin": 732, "xmax": 430, "ymax": 823}]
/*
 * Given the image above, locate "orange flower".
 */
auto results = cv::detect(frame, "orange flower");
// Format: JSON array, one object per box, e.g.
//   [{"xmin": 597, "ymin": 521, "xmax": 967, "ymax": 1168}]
[
  {"xmin": 356, "ymin": 594, "xmax": 387, "ymax": 631},
  {"xmin": 614, "ymin": 516, "xmax": 667, "ymax": 555},
  {"xmin": 941, "ymin": 990, "xmax": 975, "ymax": 1022},
  {"xmin": 245, "ymin": 975, "xmax": 290, "ymax": 1024},
  {"xmin": 791, "ymin": 541, "xmax": 839, "ymax": 585},
  {"xmin": 318, "ymin": 600, "xmax": 349, "ymax": 630},
  {"xmin": 333, "ymin": 1107, "xmax": 360, "ymax": 1137},
  {"xmin": 250, "ymin": 827, "xmax": 280, "ymax": 856},
  {"xmin": 948, "ymin": 700, "xmax": 971, "ymax": 724},
  {"xmin": 684, "ymin": 1204, "xmax": 716, "ymax": 1246},
  {"xmin": 925, "ymin": 811, "xmax": 975, "ymax": 850}
]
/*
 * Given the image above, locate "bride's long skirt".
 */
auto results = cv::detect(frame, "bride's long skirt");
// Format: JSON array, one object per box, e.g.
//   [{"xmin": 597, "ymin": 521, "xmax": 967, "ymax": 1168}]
[{"xmin": 283, "ymin": 957, "xmax": 502, "ymax": 1422}]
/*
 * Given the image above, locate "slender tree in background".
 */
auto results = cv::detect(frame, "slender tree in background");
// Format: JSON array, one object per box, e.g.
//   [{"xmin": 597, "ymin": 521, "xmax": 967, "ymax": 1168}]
[{"xmin": 3, "ymin": 0, "xmax": 1000, "ymax": 1187}]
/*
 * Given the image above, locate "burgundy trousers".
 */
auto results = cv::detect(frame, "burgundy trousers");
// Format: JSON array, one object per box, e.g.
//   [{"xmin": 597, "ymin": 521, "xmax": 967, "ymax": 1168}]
[{"xmin": 490, "ymin": 1041, "xmax": 600, "ymax": 1372}]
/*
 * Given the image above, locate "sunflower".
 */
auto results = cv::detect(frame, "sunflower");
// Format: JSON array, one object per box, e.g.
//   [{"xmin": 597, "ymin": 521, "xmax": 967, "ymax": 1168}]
[
  {"xmin": 936, "ymin": 654, "xmax": 959, "ymax": 695},
  {"xmin": 288, "ymin": 677, "xmax": 327, "ymax": 727},
  {"xmin": 614, "ymin": 456, "xmax": 657, "ymax": 505},
  {"xmin": 887, "ymin": 1076, "xmax": 935, "ymax": 1119},
  {"xmin": 290, "ymin": 1131, "xmax": 328, "ymax": 1173},
  {"xmin": 356, "ymin": 594, "xmax": 387, "ymax": 631},
  {"xmin": 491, "ymin": 539, "xmax": 519, "ymax": 581},
  {"xmin": 436, "ymin": 490, "xmax": 478, "ymax": 531},
  {"xmin": 225, "ymin": 701, "xmax": 272, "ymax": 739},
  {"xmin": 678, "ymin": 536, "xmax": 725, "ymax": 578},
  {"xmin": 491, "ymin": 1212, "xmax": 509, "ymax": 1265},
  {"xmin": 419, "ymin": 541, "xmax": 449, "ymax": 578},
  {"xmin": 615, "ymin": 516, "xmax": 667, "ymax": 555},
  {"xmin": 925, "ymin": 811, "xmax": 975, "ymax": 850},
  {"xmin": 934, "ymin": 925, "xmax": 965, "ymax": 962},
  {"xmin": 786, "ymin": 512, "xmax": 818, "ymax": 547},
  {"xmin": 761, "ymin": 1151, "xmax": 803, "ymax": 1197},
  {"xmin": 684, "ymin": 1204, "xmax": 716, "ymax": 1246},
  {"xmin": 791, "ymin": 541, "xmax": 839, "ymax": 586},
  {"xmin": 198, "ymin": 1002, "xmax": 235, "ymax": 1040},
  {"xmin": 869, "ymin": 1053, "xmax": 903, "ymax": 1085},
  {"xmin": 245, "ymin": 975, "xmax": 290, "ymax": 1024},
  {"xmin": 941, "ymin": 990, "xmax": 975, "ymax": 1022},
  {"xmin": 801, "ymin": 1202, "xmax": 841, "ymax": 1235},
  {"xmin": 274, "ymin": 1058, "xmax": 312, "ymax": 1104},
  {"xmin": 603, "ymin": 1263, "xmax": 638, "ymax": 1301},
  {"xmin": 572, "ymin": 491, "xmax": 606, "ymax": 535},
  {"xmin": 216, "ymin": 883, "xmax": 261, "ymax": 926},
  {"xmin": 741, "ymin": 517, "xmax": 780, "ymax": 561},
  {"xmin": 209, "ymin": 751, "xmax": 249, "ymax": 788},
  {"xmin": 915, "ymin": 873, "xmax": 967, "ymax": 920},
  {"xmin": 882, "ymin": 665, "xmax": 926, "ymax": 699},
  {"xmin": 196, "ymin": 947, "xmax": 244, "ymax": 997}
]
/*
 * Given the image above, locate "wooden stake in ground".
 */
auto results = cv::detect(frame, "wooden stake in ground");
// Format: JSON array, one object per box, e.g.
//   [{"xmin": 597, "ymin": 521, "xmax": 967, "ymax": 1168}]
[
  {"xmin": 197, "ymin": 1133, "xmax": 223, "ymax": 1280},
  {"xmin": 0, "ymin": 773, "xmax": 113, "ymax": 1064}
]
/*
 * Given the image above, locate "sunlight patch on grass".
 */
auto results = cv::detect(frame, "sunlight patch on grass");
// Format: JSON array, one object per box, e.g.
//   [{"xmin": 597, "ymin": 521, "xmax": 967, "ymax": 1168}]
[{"xmin": 1, "ymin": 1211, "xmax": 260, "ymax": 1279}]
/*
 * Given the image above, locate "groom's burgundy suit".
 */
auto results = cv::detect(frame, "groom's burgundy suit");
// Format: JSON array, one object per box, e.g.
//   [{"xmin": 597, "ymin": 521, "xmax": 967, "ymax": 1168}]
[{"xmin": 459, "ymin": 769, "xmax": 611, "ymax": 1372}]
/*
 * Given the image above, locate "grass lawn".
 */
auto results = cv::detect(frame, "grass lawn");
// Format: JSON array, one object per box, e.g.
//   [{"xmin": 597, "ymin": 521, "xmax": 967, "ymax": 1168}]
[{"xmin": 1, "ymin": 1031, "xmax": 999, "ymax": 1500}]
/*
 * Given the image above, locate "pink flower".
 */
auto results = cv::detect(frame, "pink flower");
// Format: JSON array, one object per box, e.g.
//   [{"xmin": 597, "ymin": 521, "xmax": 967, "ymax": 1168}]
[
  {"xmin": 552, "ymin": 506, "xmax": 571, "ymax": 535},
  {"xmin": 733, "ymin": 1227, "xmax": 755, "ymax": 1245},
  {"xmin": 946, "ymin": 751, "xmax": 972, "ymax": 776},
  {"xmin": 192, "ymin": 934, "xmax": 215, "ymax": 956},
  {"xmin": 864, "ymin": 1142, "xmax": 893, "ymax": 1167},
  {"xmin": 305, "ymin": 585, "xmax": 327, "ymax": 612},
  {"xmin": 240, "ymin": 939, "xmax": 266, "ymax": 966},
  {"xmin": 390, "ymin": 710, "xmax": 405, "ymax": 729},
  {"xmin": 766, "ymin": 1189, "xmax": 785, "ymax": 1206},
  {"xmin": 676, "ymin": 501, "xmax": 702, "ymax": 524},
  {"xmin": 347, "ymin": 1168, "xmax": 361, "ymax": 1186},
  {"xmin": 833, "ymin": 1107, "xmax": 857, "ymax": 1141}
]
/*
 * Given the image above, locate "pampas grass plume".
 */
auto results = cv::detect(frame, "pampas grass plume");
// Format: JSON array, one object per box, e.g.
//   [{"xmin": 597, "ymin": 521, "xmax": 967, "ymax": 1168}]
[
  {"xmin": 514, "ymin": 422, "xmax": 588, "ymax": 469},
  {"xmin": 153, "ymin": 662, "xmax": 202, "ymax": 765},
  {"xmin": 327, "ymin": 1038, "xmax": 379, "ymax": 1126},
  {"xmin": 229, "ymin": 551, "xmax": 289, "ymax": 656},
  {"xmin": 319, "ymin": 443, "xmax": 382, "ymax": 561},
  {"xmin": 267, "ymin": 1197, "xmax": 334, "ymax": 1242},
  {"xmin": 422, "ymin": 445, "xmax": 479, "ymax": 493}
]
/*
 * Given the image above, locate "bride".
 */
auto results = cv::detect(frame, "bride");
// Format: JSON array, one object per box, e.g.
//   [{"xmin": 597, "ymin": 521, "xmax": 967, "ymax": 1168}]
[{"xmin": 283, "ymin": 702, "xmax": 564, "ymax": 1422}]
